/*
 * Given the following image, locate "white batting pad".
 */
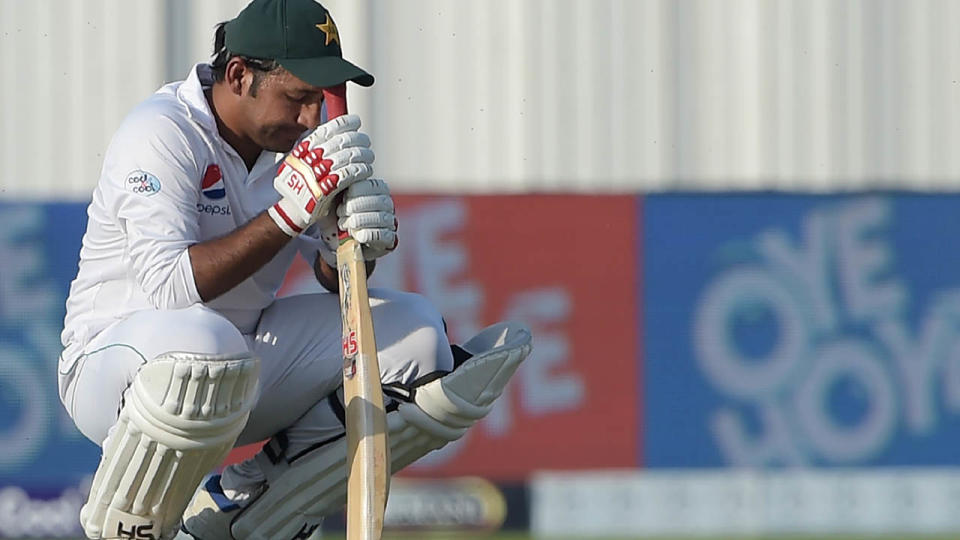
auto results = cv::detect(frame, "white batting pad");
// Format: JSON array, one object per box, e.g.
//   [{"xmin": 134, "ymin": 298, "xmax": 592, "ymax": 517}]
[
  {"xmin": 395, "ymin": 321, "xmax": 533, "ymax": 461},
  {"xmin": 222, "ymin": 322, "xmax": 531, "ymax": 539},
  {"xmin": 80, "ymin": 351, "xmax": 259, "ymax": 540}
]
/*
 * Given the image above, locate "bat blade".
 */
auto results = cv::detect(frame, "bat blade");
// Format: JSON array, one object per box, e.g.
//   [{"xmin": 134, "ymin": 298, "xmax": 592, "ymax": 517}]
[{"xmin": 325, "ymin": 84, "xmax": 389, "ymax": 540}]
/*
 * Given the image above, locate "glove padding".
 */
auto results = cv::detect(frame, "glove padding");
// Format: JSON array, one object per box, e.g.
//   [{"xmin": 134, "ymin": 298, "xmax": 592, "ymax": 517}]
[
  {"xmin": 268, "ymin": 114, "xmax": 374, "ymax": 237},
  {"xmin": 337, "ymin": 178, "xmax": 398, "ymax": 260},
  {"xmin": 316, "ymin": 178, "xmax": 398, "ymax": 266}
]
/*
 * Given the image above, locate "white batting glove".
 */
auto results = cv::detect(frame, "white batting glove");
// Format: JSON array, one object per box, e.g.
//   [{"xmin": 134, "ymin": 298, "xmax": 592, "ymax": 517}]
[
  {"xmin": 338, "ymin": 178, "xmax": 398, "ymax": 260},
  {"xmin": 268, "ymin": 114, "xmax": 374, "ymax": 237},
  {"xmin": 316, "ymin": 178, "xmax": 398, "ymax": 265}
]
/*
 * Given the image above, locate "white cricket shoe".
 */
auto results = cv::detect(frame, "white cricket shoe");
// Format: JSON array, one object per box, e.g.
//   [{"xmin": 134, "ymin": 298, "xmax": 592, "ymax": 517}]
[
  {"xmin": 178, "ymin": 475, "xmax": 243, "ymax": 540},
  {"xmin": 179, "ymin": 474, "xmax": 323, "ymax": 539}
]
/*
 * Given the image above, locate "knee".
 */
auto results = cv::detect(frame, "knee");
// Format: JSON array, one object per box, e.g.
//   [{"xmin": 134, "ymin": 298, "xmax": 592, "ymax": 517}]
[
  {"xmin": 370, "ymin": 290, "xmax": 453, "ymax": 379},
  {"xmin": 395, "ymin": 291, "xmax": 444, "ymax": 326},
  {"xmin": 404, "ymin": 321, "xmax": 452, "ymax": 375},
  {"xmin": 375, "ymin": 290, "xmax": 446, "ymax": 338},
  {"xmin": 157, "ymin": 305, "xmax": 248, "ymax": 357}
]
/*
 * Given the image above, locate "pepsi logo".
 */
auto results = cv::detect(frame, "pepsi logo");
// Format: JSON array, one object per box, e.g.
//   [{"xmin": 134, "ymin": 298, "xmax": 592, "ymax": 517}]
[{"xmin": 201, "ymin": 164, "xmax": 226, "ymax": 199}]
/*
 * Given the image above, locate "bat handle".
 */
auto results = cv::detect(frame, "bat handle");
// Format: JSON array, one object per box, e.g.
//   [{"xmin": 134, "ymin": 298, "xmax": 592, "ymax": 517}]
[
  {"xmin": 323, "ymin": 84, "xmax": 350, "ymax": 240},
  {"xmin": 324, "ymin": 84, "xmax": 348, "ymax": 120}
]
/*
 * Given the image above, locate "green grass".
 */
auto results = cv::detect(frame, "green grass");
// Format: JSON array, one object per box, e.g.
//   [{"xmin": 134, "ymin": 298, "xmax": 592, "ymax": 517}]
[
  {"xmin": 27, "ymin": 531, "xmax": 960, "ymax": 539},
  {"xmin": 329, "ymin": 535, "xmax": 960, "ymax": 540},
  {"xmin": 408, "ymin": 536, "xmax": 960, "ymax": 540}
]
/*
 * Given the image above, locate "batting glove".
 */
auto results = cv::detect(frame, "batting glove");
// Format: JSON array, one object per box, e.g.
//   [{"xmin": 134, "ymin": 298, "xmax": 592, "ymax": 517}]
[
  {"xmin": 315, "ymin": 178, "xmax": 399, "ymax": 266},
  {"xmin": 268, "ymin": 114, "xmax": 374, "ymax": 237},
  {"xmin": 338, "ymin": 178, "xmax": 398, "ymax": 260}
]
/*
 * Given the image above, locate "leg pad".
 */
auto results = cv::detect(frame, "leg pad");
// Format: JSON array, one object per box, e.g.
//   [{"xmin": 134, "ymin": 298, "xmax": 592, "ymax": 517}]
[{"xmin": 80, "ymin": 352, "xmax": 258, "ymax": 540}]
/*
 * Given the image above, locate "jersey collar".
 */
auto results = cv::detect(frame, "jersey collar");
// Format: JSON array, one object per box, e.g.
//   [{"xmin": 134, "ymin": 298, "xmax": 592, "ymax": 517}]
[{"xmin": 178, "ymin": 63, "xmax": 219, "ymax": 135}]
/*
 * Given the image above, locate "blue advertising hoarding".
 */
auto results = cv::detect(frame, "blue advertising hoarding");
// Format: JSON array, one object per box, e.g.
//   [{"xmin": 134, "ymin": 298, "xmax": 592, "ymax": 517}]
[
  {"xmin": 644, "ymin": 194, "xmax": 960, "ymax": 468},
  {"xmin": 0, "ymin": 203, "xmax": 97, "ymax": 537}
]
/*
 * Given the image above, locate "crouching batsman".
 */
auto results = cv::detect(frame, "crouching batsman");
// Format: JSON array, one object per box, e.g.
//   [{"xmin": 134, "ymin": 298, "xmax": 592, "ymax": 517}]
[{"xmin": 57, "ymin": 1, "xmax": 531, "ymax": 538}]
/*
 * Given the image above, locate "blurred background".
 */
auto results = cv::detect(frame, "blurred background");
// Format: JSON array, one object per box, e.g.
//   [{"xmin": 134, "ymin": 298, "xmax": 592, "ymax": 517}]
[{"xmin": 3, "ymin": 1, "xmax": 960, "ymax": 539}]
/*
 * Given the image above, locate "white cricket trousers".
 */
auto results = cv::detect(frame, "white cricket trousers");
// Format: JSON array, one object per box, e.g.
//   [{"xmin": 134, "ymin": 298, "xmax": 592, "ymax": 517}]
[{"xmin": 59, "ymin": 289, "xmax": 453, "ymax": 459}]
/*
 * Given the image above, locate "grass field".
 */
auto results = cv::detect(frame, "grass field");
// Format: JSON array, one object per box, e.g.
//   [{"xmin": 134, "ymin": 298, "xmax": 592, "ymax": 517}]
[
  {"xmin": 324, "ymin": 533, "xmax": 960, "ymax": 540},
  {"xmin": 308, "ymin": 533, "xmax": 960, "ymax": 540},
  {"xmin": 399, "ymin": 536, "xmax": 960, "ymax": 540},
  {"xmin": 24, "ymin": 533, "xmax": 960, "ymax": 540},
  {"xmin": 29, "ymin": 531, "xmax": 960, "ymax": 540}
]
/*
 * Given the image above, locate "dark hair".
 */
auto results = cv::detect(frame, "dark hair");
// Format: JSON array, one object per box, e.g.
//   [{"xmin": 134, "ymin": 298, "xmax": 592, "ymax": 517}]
[{"xmin": 211, "ymin": 22, "xmax": 280, "ymax": 96}]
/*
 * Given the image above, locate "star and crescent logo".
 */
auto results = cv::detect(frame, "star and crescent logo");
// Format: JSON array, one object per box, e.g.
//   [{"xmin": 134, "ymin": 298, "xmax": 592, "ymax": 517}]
[{"xmin": 316, "ymin": 14, "xmax": 340, "ymax": 46}]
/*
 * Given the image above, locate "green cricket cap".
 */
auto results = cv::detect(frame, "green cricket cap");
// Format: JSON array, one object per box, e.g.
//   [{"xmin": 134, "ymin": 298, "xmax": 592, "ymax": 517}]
[{"xmin": 224, "ymin": 0, "xmax": 374, "ymax": 88}]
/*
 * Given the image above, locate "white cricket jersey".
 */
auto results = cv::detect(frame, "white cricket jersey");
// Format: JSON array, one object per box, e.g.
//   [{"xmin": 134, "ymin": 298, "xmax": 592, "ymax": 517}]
[{"xmin": 60, "ymin": 63, "xmax": 329, "ymax": 367}]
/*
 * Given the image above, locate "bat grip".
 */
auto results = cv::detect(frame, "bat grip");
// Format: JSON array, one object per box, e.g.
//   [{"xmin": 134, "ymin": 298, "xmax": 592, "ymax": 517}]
[
  {"xmin": 324, "ymin": 84, "xmax": 348, "ymax": 120},
  {"xmin": 323, "ymin": 84, "xmax": 350, "ymax": 241}
]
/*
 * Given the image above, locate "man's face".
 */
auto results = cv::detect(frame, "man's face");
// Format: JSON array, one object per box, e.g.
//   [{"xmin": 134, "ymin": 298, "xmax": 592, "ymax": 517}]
[{"xmin": 241, "ymin": 67, "xmax": 325, "ymax": 153}]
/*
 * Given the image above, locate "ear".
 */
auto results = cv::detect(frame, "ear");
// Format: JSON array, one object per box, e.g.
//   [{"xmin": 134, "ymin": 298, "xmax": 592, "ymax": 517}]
[{"xmin": 223, "ymin": 57, "xmax": 249, "ymax": 96}]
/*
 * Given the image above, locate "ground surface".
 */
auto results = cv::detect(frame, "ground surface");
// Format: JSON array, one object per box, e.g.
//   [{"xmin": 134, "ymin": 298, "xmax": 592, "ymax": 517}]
[
  {"xmin": 329, "ymin": 535, "xmax": 960, "ymax": 540},
  {"xmin": 31, "ymin": 535, "xmax": 960, "ymax": 540}
]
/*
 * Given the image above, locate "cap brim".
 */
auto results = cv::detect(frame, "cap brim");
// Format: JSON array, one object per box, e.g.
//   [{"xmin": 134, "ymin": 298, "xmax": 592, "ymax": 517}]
[{"xmin": 279, "ymin": 56, "xmax": 374, "ymax": 88}]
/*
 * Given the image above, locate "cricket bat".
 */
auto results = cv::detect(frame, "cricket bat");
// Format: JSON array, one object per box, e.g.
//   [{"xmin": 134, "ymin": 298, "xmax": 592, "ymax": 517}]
[{"xmin": 324, "ymin": 84, "xmax": 389, "ymax": 540}]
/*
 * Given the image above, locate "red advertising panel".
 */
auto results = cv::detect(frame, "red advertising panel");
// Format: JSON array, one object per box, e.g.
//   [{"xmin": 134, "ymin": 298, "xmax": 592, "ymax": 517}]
[{"xmin": 232, "ymin": 195, "xmax": 641, "ymax": 481}]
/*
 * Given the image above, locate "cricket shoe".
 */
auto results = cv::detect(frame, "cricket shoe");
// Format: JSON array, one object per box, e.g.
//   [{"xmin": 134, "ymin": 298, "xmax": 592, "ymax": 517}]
[
  {"xmin": 176, "ymin": 475, "xmax": 240, "ymax": 539},
  {"xmin": 178, "ymin": 474, "xmax": 323, "ymax": 539}
]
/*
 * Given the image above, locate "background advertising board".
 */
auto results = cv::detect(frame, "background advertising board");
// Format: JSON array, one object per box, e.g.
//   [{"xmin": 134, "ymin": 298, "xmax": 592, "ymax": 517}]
[
  {"xmin": 644, "ymin": 194, "xmax": 960, "ymax": 468},
  {"xmin": 281, "ymin": 195, "xmax": 642, "ymax": 480},
  {"xmin": 0, "ymin": 203, "xmax": 97, "ymax": 538},
  {"xmin": 0, "ymin": 195, "xmax": 641, "ymax": 537}
]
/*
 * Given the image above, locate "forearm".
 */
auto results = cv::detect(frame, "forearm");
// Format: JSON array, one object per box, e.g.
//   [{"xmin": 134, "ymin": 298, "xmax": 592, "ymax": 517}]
[
  {"xmin": 313, "ymin": 253, "xmax": 375, "ymax": 293},
  {"xmin": 189, "ymin": 212, "xmax": 292, "ymax": 301}
]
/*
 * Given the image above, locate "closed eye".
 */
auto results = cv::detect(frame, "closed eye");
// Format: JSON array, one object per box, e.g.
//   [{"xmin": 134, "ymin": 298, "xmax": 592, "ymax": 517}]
[{"xmin": 289, "ymin": 93, "xmax": 322, "ymax": 105}]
